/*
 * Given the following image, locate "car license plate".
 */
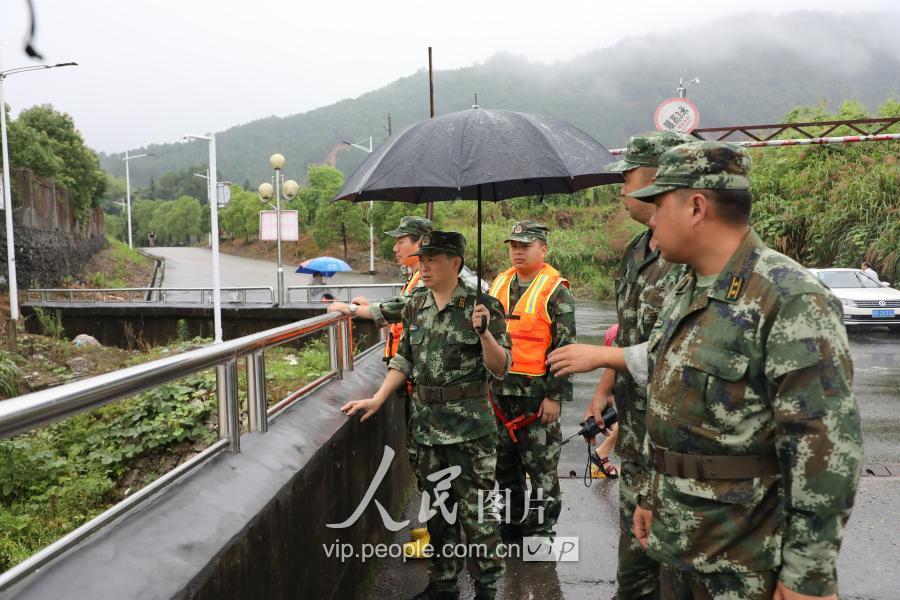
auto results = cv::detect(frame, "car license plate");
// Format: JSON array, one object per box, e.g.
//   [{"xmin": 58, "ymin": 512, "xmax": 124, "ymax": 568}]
[{"xmin": 872, "ymin": 309, "xmax": 895, "ymax": 318}]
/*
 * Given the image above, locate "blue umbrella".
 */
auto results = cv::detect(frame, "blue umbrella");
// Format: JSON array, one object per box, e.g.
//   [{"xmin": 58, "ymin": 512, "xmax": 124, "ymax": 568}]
[{"xmin": 295, "ymin": 256, "xmax": 352, "ymax": 277}]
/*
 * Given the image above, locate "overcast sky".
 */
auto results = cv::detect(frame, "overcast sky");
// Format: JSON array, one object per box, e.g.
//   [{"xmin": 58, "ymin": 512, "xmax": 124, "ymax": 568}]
[{"xmin": 1, "ymin": 0, "xmax": 895, "ymax": 154}]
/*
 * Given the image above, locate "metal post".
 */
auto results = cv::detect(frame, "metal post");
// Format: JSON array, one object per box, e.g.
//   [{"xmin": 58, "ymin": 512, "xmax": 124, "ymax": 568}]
[
  {"xmin": 368, "ymin": 200, "xmax": 375, "ymax": 274},
  {"xmin": 217, "ymin": 359, "xmax": 241, "ymax": 452},
  {"xmin": 208, "ymin": 135, "xmax": 223, "ymax": 343},
  {"xmin": 275, "ymin": 173, "xmax": 284, "ymax": 306},
  {"xmin": 339, "ymin": 318, "xmax": 353, "ymax": 372},
  {"xmin": 328, "ymin": 324, "xmax": 342, "ymax": 380},
  {"xmin": 426, "ymin": 47, "xmax": 435, "ymax": 222},
  {"xmin": 124, "ymin": 150, "xmax": 133, "ymax": 249},
  {"xmin": 246, "ymin": 352, "xmax": 267, "ymax": 433},
  {"xmin": 0, "ymin": 66, "xmax": 19, "ymax": 351}
]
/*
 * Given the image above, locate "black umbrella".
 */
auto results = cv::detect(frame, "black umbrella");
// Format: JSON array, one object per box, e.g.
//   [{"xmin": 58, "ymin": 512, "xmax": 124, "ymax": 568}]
[{"xmin": 335, "ymin": 107, "xmax": 622, "ymax": 328}]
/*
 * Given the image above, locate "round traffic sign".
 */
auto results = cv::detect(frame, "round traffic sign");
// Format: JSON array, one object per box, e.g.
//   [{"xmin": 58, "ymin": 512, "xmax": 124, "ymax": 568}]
[{"xmin": 654, "ymin": 97, "xmax": 700, "ymax": 133}]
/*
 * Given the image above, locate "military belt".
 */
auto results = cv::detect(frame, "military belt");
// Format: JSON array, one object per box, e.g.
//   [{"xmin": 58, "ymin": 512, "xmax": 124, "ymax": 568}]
[
  {"xmin": 416, "ymin": 382, "xmax": 488, "ymax": 404},
  {"xmin": 649, "ymin": 442, "xmax": 779, "ymax": 480}
]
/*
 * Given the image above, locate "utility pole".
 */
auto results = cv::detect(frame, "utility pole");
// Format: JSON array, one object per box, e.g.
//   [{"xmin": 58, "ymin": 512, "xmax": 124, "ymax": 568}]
[
  {"xmin": 386, "ymin": 113, "xmax": 392, "ymax": 137},
  {"xmin": 426, "ymin": 47, "xmax": 435, "ymax": 222}
]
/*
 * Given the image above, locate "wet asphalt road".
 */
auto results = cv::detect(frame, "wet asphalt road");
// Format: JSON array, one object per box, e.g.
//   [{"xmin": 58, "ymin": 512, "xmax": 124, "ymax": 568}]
[
  {"xmin": 367, "ymin": 304, "xmax": 900, "ymax": 600},
  {"xmin": 143, "ymin": 247, "xmax": 400, "ymax": 302}
]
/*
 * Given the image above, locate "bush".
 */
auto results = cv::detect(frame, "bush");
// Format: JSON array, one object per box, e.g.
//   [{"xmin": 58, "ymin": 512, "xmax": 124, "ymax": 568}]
[
  {"xmin": 0, "ymin": 351, "xmax": 22, "ymax": 398},
  {"xmin": 33, "ymin": 307, "xmax": 65, "ymax": 340}
]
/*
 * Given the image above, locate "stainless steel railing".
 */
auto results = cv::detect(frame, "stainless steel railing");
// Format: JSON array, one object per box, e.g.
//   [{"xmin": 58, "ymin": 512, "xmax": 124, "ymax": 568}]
[
  {"xmin": 0, "ymin": 311, "xmax": 358, "ymax": 590},
  {"xmin": 24, "ymin": 286, "xmax": 276, "ymax": 304},
  {"xmin": 286, "ymin": 282, "xmax": 404, "ymax": 303}
]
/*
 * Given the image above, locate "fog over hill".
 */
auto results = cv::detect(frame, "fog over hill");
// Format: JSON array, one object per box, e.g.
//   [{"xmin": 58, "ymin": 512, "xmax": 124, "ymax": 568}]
[{"xmin": 100, "ymin": 10, "xmax": 900, "ymax": 189}]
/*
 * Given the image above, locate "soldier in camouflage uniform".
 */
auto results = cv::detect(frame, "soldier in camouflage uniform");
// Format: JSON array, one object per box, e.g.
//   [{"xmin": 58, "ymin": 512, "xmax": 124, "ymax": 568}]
[
  {"xmin": 342, "ymin": 231, "xmax": 510, "ymax": 600},
  {"xmin": 330, "ymin": 216, "xmax": 432, "ymax": 487},
  {"xmin": 328, "ymin": 215, "xmax": 431, "ymax": 338},
  {"xmin": 550, "ymin": 141, "xmax": 863, "ymax": 600},
  {"xmin": 487, "ymin": 220, "xmax": 576, "ymax": 541},
  {"xmin": 585, "ymin": 131, "xmax": 693, "ymax": 599}
]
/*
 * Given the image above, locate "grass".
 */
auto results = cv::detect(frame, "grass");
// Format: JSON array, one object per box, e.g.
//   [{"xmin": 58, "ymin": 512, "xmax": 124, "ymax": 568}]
[
  {"xmin": 0, "ymin": 332, "xmax": 335, "ymax": 571},
  {"xmin": 433, "ymin": 191, "xmax": 638, "ymax": 299},
  {"xmin": 74, "ymin": 237, "xmax": 156, "ymax": 289}
]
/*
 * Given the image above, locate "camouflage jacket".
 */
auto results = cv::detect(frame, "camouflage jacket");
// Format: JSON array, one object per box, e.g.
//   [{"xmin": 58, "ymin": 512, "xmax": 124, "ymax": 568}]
[
  {"xmin": 614, "ymin": 230, "xmax": 686, "ymax": 463},
  {"xmin": 644, "ymin": 229, "xmax": 862, "ymax": 596},
  {"xmin": 369, "ymin": 270, "xmax": 426, "ymax": 328},
  {"xmin": 491, "ymin": 274, "xmax": 576, "ymax": 403},
  {"xmin": 389, "ymin": 280, "xmax": 511, "ymax": 446}
]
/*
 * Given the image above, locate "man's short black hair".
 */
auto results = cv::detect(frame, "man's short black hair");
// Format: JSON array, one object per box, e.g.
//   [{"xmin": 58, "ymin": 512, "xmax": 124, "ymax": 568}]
[{"xmin": 704, "ymin": 188, "xmax": 753, "ymax": 225}]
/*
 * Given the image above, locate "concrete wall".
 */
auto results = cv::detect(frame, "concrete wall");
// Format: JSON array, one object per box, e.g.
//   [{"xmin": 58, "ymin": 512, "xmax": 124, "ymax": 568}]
[
  {"xmin": 1, "ymin": 168, "xmax": 106, "ymax": 289},
  {"xmin": 20, "ymin": 304, "xmax": 382, "ymax": 349},
  {"xmin": 9, "ymin": 168, "xmax": 104, "ymax": 237},
  {"xmin": 3, "ymin": 349, "xmax": 412, "ymax": 600}
]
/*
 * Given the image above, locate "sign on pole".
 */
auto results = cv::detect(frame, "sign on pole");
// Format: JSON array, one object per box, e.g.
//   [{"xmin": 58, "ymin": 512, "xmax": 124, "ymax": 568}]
[
  {"xmin": 216, "ymin": 185, "xmax": 231, "ymax": 208},
  {"xmin": 654, "ymin": 97, "xmax": 700, "ymax": 133},
  {"xmin": 259, "ymin": 210, "xmax": 299, "ymax": 241}
]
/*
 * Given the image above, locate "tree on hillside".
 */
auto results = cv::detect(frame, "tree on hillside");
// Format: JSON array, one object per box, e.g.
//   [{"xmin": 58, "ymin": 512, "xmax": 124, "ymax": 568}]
[
  {"xmin": 148, "ymin": 196, "xmax": 203, "ymax": 245},
  {"xmin": 149, "ymin": 165, "xmax": 212, "ymax": 202},
  {"xmin": 305, "ymin": 165, "xmax": 365, "ymax": 261},
  {"xmin": 15, "ymin": 105, "xmax": 106, "ymax": 217},
  {"xmin": 291, "ymin": 164, "xmax": 343, "ymax": 226},
  {"xmin": 219, "ymin": 186, "xmax": 261, "ymax": 241},
  {"xmin": 6, "ymin": 104, "xmax": 105, "ymax": 218},
  {"xmin": 4, "ymin": 104, "xmax": 62, "ymax": 178}
]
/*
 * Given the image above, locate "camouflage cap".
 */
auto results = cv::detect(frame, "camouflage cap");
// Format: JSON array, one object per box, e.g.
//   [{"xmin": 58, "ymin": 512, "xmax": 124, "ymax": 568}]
[
  {"xmin": 384, "ymin": 216, "xmax": 433, "ymax": 238},
  {"xmin": 606, "ymin": 131, "xmax": 696, "ymax": 173},
  {"xmin": 630, "ymin": 141, "xmax": 752, "ymax": 202},
  {"xmin": 410, "ymin": 230, "xmax": 466, "ymax": 258},
  {"xmin": 504, "ymin": 220, "xmax": 549, "ymax": 244}
]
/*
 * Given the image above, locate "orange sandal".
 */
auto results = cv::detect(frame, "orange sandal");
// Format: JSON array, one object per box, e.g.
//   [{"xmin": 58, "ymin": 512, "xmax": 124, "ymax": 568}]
[{"xmin": 590, "ymin": 454, "xmax": 619, "ymax": 479}]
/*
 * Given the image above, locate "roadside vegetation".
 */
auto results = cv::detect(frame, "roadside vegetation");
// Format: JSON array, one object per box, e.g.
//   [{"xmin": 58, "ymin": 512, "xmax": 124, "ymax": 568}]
[
  {"xmin": 60, "ymin": 237, "xmax": 157, "ymax": 289},
  {"xmin": 0, "ymin": 333, "xmax": 329, "ymax": 571}
]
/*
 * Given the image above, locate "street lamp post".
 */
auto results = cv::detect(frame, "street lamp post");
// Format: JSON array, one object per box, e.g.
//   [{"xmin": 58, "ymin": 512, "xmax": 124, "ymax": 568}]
[
  {"xmin": 342, "ymin": 137, "xmax": 374, "ymax": 273},
  {"xmin": 184, "ymin": 133, "xmax": 223, "ymax": 343},
  {"xmin": 122, "ymin": 150, "xmax": 154, "ymax": 249},
  {"xmin": 0, "ymin": 55, "xmax": 77, "ymax": 350},
  {"xmin": 258, "ymin": 154, "xmax": 298, "ymax": 306}
]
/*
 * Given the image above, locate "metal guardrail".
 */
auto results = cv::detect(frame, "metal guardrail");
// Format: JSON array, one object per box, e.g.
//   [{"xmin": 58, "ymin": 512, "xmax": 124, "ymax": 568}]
[
  {"xmin": 24, "ymin": 286, "xmax": 276, "ymax": 305},
  {"xmin": 286, "ymin": 282, "xmax": 404, "ymax": 303},
  {"xmin": 0, "ymin": 311, "xmax": 358, "ymax": 590}
]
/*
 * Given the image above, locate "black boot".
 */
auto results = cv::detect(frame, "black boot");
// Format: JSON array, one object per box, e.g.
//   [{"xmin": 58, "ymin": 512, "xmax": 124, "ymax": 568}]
[
  {"xmin": 473, "ymin": 584, "xmax": 497, "ymax": 600},
  {"xmin": 499, "ymin": 523, "xmax": 523, "ymax": 543},
  {"xmin": 410, "ymin": 583, "xmax": 459, "ymax": 600}
]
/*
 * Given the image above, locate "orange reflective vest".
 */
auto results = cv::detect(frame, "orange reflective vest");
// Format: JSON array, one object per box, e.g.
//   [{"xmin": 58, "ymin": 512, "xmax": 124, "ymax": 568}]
[
  {"xmin": 384, "ymin": 270, "xmax": 422, "ymax": 360},
  {"xmin": 489, "ymin": 264, "xmax": 568, "ymax": 376}
]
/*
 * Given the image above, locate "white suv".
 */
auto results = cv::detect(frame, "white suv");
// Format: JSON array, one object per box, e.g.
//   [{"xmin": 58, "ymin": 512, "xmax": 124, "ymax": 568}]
[{"xmin": 809, "ymin": 268, "xmax": 900, "ymax": 328}]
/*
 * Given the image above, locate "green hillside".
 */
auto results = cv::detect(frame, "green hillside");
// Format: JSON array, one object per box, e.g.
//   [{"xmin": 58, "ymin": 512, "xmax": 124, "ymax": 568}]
[{"xmin": 99, "ymin": 11, "xmax": 900, "ymax": 189}]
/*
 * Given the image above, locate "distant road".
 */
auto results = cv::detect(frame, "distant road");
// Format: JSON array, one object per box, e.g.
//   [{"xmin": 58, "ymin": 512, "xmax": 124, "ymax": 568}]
[{"xmin": 143, "ymin": 247, "xmax": 402, "ymax": 302}]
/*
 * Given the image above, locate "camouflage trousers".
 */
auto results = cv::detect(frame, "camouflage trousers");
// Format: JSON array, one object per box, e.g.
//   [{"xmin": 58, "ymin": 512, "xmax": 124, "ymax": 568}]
[
  {"xmin": 616, "ymin": 460, "xmax": 660, "ymax": 600},
  {"xmin": 493, "ymin": 394, "xmax": 562, "ymax": 538},
  {"xmin": 404, "ymin": 385, "xmax": 420, "ymax": 489},
  {"xmin": 659, "ymin": 564, "xmax": 777, "ymax": 600},
  {"xmin": 415, "ymin": 436, "xmax": 505, "ymax": 597}
]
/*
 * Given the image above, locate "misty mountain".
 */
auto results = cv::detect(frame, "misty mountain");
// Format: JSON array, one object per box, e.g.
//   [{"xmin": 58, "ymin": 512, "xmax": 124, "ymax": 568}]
[{"xmin": 99, "ymin": 10, "xmax": 900, "ymax": 190}]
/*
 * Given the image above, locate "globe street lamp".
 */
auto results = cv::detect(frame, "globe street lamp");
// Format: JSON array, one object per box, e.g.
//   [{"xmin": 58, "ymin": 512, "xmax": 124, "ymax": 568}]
[
  {"xmin": 258, "ymin": 154, "xmax": 298, "ymax": 306},
  {"xmin": 122, "ymin": 150, "xmax": 154, "ymax": 248},
  {"xmin": 0, "ymin": 56, "xmax": 77, "ymax": 350}
]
